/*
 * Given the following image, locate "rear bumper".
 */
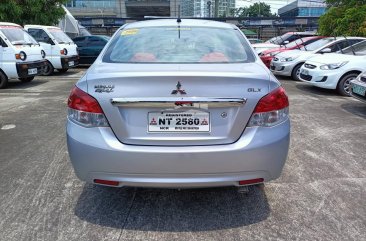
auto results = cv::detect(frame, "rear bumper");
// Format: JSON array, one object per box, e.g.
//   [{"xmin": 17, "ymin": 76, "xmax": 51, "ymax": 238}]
[
  {"xmin": 60, "ymin": 55, "xmax": 79, "ymax": 69},
  {"xmin": 66, "ymin": 118, "xmax": 290, "ymax": 188},
  {"xmin": 16, "ymin": 60, "xmax": 47, "ymax": 78}
]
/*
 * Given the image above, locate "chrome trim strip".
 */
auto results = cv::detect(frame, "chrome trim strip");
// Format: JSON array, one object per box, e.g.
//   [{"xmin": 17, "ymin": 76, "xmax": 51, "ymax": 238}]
[{"xmin": 111, "ymin": 97, "xmax": 247, "ymax": 107}]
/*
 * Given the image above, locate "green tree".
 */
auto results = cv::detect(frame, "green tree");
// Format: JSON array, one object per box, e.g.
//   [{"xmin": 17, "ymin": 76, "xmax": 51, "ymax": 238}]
[
  {"xmin": 318, "ymin": 0, "xmax": 366, "ymax": 36},
  {"xmin": 232, "ymin": 7, "xmax": 250, "ymax": 17},
  {"xmin": 234, "ymin": 2, "xmax": 275, "ymax": 18},
  {"xmin": 248, "ymin": 2, "xmax": 273, "ymax": 17},
  {"xmin": 0, "ymin": 0, "xmax": 68, "ymax": 26}
]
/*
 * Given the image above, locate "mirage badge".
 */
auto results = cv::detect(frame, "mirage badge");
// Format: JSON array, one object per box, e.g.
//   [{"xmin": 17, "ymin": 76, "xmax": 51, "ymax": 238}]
[{"xmin": 95, "ymin": 85, "xmax": 114, "ymax": 93}]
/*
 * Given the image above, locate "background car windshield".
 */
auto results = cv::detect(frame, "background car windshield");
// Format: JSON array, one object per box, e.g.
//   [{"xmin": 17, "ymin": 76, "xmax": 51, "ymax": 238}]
[
  {"xmin": 48, "ymin": 28, "xmax": 73, "ymax": 44},
  {"xmin": 103, "ymin": 27, "xmax": 255, "ymax": 63},
  {"xmin": 285, "ymin": 38, "xmax": 306, "ymax": 48},
  {"xmin": 270, "ymin": 34, "xmax": 290, "ymax": 45},
  {"xmin": 342, "ymin": 40, "xmax": 366, "ymax": 55},
  {"xmin": 0, "ymin": 27, "xmax": 38, "ymax": 45},
  {"xmin": 300, "ymin": 38, "xmax": 334, "ymax": 51}
]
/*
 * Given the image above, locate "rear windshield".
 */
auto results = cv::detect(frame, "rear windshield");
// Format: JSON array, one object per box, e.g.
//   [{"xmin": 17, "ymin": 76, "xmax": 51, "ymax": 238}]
[
  {"xmin": 48, "ymin": 28, "xmax": 73, "ymax": 44},
  {"xmin": 103, "ymin": 26, "xmax": 255, "ymax": 63},
  {"xmin": 0, "ymin": 26, "xmax": 38, "ymax": 45}
]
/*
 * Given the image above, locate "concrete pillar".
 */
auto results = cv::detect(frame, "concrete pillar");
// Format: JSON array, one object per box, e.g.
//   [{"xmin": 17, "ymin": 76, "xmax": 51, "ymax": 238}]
[
  {"xmin": 116, "ymin": 0, "xmax": 127, "ymax": 18},
  {"xmin": 170, "ymin": 0, "xmax": 180, "ymax": 17}
]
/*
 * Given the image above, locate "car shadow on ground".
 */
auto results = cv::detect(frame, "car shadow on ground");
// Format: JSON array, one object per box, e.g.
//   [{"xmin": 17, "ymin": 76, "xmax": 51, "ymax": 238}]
[
  {"xmin": 74, "ymin": 184, "xmax": 270, "ymax": 232},
  {"xmin": 3, "ymin": 80, "xmax": 48, "ymax": 90},
  {"xmin": 295, "ymin": 83, "xmax": 338, "ymax": 96},
  {"xmin": 50, "ymin": 70, "xmax": 83, "ymax": 77},
  {"xmin": 277, "ymin": 76, "xmax": 294, "ymax": 82},
  {"xmin": 76, "ymin": 64, "xmax": 91, "ymax": 69},
  {"xmin": 341, "ymin": 102, "xmax": 366, "ymax": 119}
]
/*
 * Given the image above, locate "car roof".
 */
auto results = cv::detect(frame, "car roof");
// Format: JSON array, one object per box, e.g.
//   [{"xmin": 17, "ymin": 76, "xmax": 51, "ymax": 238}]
[
  {"xmin": 24, "ymin": 25, "xmax": 61, "ymax": 30},
  {"xmin": 0, "ymin": 22, "xmax": 22, "ymax": 28},
  {"xmin": 73, "ymin": 35, "xmax": 108, "ymax": 39},
  {"xmin": 123, "ymin": 19, "xmax": 235, "ymax": 30},
  {"xmin": 298, "ymin": 36, "xmax": 319, "ymax": 41},
  {"xmin": 327, "ymin": 36, "xmax": 366, "ymax": 40},
  {"xmin": 285, "ymin": 31, "xmax": 316, "ymax": 35}
]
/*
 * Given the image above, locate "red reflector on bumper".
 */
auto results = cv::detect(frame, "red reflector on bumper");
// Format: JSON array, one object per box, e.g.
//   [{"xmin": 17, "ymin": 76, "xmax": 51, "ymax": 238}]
[
  {"xmin": 94, "ymin": 179, "xmax": 119, "ymax": 186},
  {"xmin": 239, "ymin": 178, "xmax": 264, "ymax": 186}
]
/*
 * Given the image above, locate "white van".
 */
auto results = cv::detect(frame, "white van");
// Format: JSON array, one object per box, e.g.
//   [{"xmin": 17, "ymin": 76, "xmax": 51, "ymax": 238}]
[
  {"xmin": 24, "ymin": 25, "xmax": 79, "ymax": 75},
  {"xmin": 0, "ymin": 22, "xmax": 47, "ymax": 88}
]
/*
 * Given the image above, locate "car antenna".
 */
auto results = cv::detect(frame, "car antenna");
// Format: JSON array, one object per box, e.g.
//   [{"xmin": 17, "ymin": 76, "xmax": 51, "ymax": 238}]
[
  {"xmin": 177, "ymin": 5, "xmax": 181, "ymax": 23},
  {"xmin": 278, "ymin": 35, "xmax": 285, "ymax": 47},
  {"xmin": 343, "ymin": 36, "xmax": 356, "ymax": 55},
  {"xmin": 177, "ymin": 5, "xmax": 181, "ymax": 39},
  {"xmin": 297, "ymin": 33, "xmax": 307, "ymax": 51}
]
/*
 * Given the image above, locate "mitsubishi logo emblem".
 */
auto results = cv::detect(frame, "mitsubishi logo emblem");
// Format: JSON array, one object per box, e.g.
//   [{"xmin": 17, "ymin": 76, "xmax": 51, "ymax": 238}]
[{"xmin": 171, "ymin": 81, "xmax": 187, "ymax": 95}]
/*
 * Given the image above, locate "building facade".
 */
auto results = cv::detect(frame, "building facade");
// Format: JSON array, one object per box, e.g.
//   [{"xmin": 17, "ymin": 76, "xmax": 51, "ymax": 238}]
[
  {"xmin": 278, "ymin": 0, "xmax": 327, "ymax": 17},
  {"xmin": 181, "ymin": 0, "xmax": 235, "ymax": 17},
  {"xmin": 65, "ymin": 0, "xmax": 180, "ymax": 18},
  {"xmin": 65, "ymin": 0, "xmax": 235, "ymax": 18}
]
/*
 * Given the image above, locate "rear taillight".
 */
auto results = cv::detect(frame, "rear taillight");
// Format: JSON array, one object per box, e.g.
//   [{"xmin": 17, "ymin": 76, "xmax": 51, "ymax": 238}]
[
  {"xmin": 67, "ymin": 86, "xmax": 109, "ymax": 127},
  {"xmin": 248, "ymin": 86, "xmax": 289, "ymax": 127}
]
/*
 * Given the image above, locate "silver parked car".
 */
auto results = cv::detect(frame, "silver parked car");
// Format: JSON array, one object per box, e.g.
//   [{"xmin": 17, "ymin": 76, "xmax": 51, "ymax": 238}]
[
  {"xmin": 350, "ymin": 71, "xmax": 366, "ymax": 103},
  {"xmin": 66, "ymin": 19, "xmax": 290, "ymax": 189}
]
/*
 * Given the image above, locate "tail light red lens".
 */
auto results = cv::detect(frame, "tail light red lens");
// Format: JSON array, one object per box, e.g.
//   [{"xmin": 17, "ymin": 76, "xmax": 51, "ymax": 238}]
[
  {"xmin": 68, "ymin": 86, "xmax": 103, "ymax": 113},
  {"xmin": 67, "ymin": 86, "xmax": 109, "ymax": 127},
  {"xmin": 248, "ymin": 86, "xmax": 289, "ymax": 127},
  {"xmin": 94, "ymin": 179, "xmax": 119, "ymax": 186},
  {"xmin": 239, "ymin": 178, "xmax": 264, "ymax": 186}
]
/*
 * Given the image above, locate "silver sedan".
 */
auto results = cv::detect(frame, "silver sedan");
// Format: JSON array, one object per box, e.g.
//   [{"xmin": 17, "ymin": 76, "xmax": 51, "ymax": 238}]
[{"xmin": 66, "ymin": 19, "xmax": 290, "ymax": 189}]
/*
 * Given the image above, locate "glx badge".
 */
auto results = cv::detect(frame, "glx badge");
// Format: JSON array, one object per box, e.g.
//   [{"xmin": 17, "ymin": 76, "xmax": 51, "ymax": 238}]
[
  {"xmin": 248, "ymin": 88, "xmax": 261, "ymax": 93},
  {"xmin": 171, "ymin": 81, "xmax": 187, "ymax": 95},
  {"xmin": 95, "ymin": 85, "xmax": 114, "ymax": 93}
]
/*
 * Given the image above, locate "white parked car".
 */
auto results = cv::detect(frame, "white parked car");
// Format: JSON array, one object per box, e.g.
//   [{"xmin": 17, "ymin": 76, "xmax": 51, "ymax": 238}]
[
  {"xmin": 299, "ymin": 40, "xmax": 366, "ymax": 96},
  {"xmin": 350, "ymin": 71, "xmax": 366, "ymax": 102},
  {"xmin": 24, "ymin": 25, "xmax": 79, "ymax": 75},
  {"xmin": 253, "ymin": 32, "xmax": 316, "ymax": 54},
  {"xmin": 270, "ymin": 37, "xmax": 366, "ymax": 81},
  {"xmin": 0, "ymin": 22, "xmax": 47, "ymax": 88}
]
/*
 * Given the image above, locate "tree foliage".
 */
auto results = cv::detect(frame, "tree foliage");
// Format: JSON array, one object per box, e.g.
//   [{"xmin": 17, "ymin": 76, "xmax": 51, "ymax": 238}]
[
  {"xmin": 318, "ymin": 0, "xmax": 366, "ymax": 36},
  {"xmin": 233, "ymin": 2, "xmax": 275, "ymax": 18},
  {"xmin": 0, "ymin": 0, "xmax": 68, "ymax": 26}
]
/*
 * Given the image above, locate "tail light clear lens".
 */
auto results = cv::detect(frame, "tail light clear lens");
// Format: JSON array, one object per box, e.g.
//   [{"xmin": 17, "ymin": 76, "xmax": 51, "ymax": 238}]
[
  {"xmin": 248, "ymin": 86, "xmax": 289, "ymax": 127},
  {"xmin": 67, "ymin": 86, "xmax": 109, "ymax": 127},
  {"xmin": 60, "ymin": 48, "xmax": 68, "ymax": 55}
]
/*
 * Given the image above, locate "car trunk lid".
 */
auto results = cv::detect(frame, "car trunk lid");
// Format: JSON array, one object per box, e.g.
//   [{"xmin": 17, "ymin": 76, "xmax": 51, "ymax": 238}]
[{"xmin": 86, "ymin": 63, "xmax": 270, "ymax": 146}]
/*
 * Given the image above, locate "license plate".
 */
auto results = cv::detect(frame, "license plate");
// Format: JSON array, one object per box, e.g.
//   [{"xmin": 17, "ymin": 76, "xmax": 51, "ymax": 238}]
[
  {"xmin": 148, "ymin": 111, "xmax": 210, "ymax": 133},
  {"xmin": 352, "ymin": 84, "xmax": 366, "ymax": 96},
  {"xmin": 28, "ymin": 68, "xmax": 37, "ymax": 75},
  {"xmin": 68, "ymin": 61, "xmax": 74, "ymax": 66},
  {"xmin": 301, "ymin": 69, "xmax": 309, "ymax": 75}
]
